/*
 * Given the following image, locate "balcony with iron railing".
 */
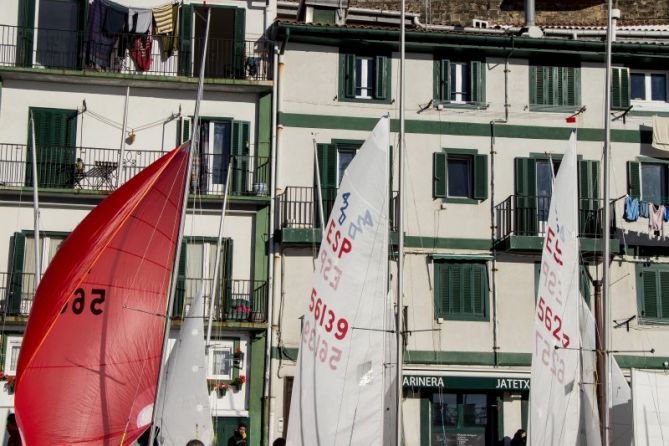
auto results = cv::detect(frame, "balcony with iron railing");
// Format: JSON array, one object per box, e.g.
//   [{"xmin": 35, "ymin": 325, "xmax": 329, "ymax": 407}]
[
  {"xmin": 0, "ymin": 272, "xmax": 268, "ymax": 323},
  {"xmin": 495, "ymin": 195, "xmax": 618, "ymax": 251},
  {"xmin": 276, "ymin": 186, "xmax": 399, "ymax": 241},
  {"xmin": 0, "ymin": 143, "xmax": 270, "ymax": 197},
  {"xmin": 0, "ymin": 25, "xmax": 271, "ymax": 81}
]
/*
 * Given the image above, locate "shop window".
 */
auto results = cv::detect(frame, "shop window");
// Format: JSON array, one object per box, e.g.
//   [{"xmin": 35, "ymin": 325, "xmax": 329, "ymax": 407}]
[
  {"xmin": 339, "ymin": 52, "xmax": 390, "ymax": 102},
  {"xmin": 433, "ymin": 261, "xmax": 489, "ymax": 321},
  {"xmin": 529, "ymin": 64, "xmax": 581, "ymax": 111},
  {"xmin": 627, "ymin": 161, "xmax": 669, "ymax": 204},
  {"xmin": 434, "ymin": 59, "xmax": 486, "ymax": 106},
  {"xmin": 636, "ymin": 263, "xmax": 669, "ymax": 324},
  {"xmin": 631, "ymin": 71, "xmax": 668, "ymax": 103},
  {"xmin": 431, "ymin": 393, "xmax": 487, "ymax": 445},
  {"xmin": 433, "ymin": 150, "xmax": 488, "ymax": 202}
]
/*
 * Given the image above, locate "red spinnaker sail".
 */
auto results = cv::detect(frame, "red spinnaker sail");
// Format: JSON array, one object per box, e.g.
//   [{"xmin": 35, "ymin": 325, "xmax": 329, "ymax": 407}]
[{"xmin": 15, "ymin": 145, "xmax": 190, "ymax": 445}]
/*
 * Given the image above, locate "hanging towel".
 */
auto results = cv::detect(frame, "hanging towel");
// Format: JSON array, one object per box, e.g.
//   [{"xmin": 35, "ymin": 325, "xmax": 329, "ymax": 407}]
[
  {"xmin": 624, "ymin": 196, "xmax": 639, "ymax": 222},
  {"xmin": 128, "ymin": 8, "xmax": 152, "ymax": 34},
  {"xmin": 649, "ymin": 204, "xmax": 664, "ymax": 232},
  {"xmin": 665, "ymin": 205, "xmax": 669, "ymax": 222},
  {"xmin": 652, "ymin": 115, "xmax": 669, "ymax": 152},
  {"xmin": 130, "ymin": 25, "xmax": 153, "ymax": 71},
  {"xmin": 103, "ymin": 2, "xmax": 127, "ymax": 35},
  {"xmin": 153, "ymin": 4, "xmax": 179, "ymax": 58},
  {"xmin": 639, "ymin": 201, "xmax": 650, "ymax": 218},
  {"xmin": 86, "ymin": 0, "xmax": 116, "ymax": 67}
]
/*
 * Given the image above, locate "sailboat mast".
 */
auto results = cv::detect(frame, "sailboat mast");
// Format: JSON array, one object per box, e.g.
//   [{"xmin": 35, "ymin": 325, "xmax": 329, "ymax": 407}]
[
  {"xmin": 29, "ymin": 111, "xmax": 42, "ymax": 286},
  {"xmin": 148, "ymin": 7, "xmax": 211, "ymax": 446},
  {"xmin": 206, "ymin": 162, "xmax": 233, "ymax": 345},
  {"xmin": 601, "ymin": 0, "xmax": 613, "ymax": 443},
  {"xmin": 396, "ymin": 1, "xmax": 406, "ymax": 445}
]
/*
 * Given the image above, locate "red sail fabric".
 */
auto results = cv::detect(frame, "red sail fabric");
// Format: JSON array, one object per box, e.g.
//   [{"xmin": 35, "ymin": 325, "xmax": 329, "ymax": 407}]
[{"xmin": 15, "ymin": 145, "xmax": 190, "ymax": 445}]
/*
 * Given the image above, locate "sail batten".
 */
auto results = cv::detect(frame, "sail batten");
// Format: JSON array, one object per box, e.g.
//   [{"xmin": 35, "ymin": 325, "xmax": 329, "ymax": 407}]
[
  {"xmin": 16, "ymin": 145, "xmax": 191, "ymax": 445},
  {"xmin": 287, "ymin": 117, "xmax": 392, "ymax": 446}
]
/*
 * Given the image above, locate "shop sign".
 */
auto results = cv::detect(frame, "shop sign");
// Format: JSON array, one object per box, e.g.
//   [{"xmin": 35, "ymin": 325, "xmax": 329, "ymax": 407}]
[{"xmin": 403, "ymin": 375, "xmax": 530, "ymax": 391}]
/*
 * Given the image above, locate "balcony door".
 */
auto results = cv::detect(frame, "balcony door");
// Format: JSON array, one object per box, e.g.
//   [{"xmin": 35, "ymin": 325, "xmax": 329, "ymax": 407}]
[
  {"xmin": 36, "ymin": 0, "xmax": 84, "ymax": 69},
  {"xmin": 193, "ymin": 6, "xmax": 245, "ymax": 78},
  {"xmin": 536, "ymin": 159, "xmax": 560, "ymax": 235}
]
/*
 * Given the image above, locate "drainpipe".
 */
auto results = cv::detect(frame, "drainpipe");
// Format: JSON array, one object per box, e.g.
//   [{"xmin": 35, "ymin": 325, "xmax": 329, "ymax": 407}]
[
  {"xmin": 525, "ymin": 0, "xmax": 535, "ymax": 27},
  {"xmin": 504, "ymin": 36, "xmax": 515, "ymax": 122},
  {"xmin": 263, "ymin": 44, "xmax": 280, "ymax": 446},
  {"xmin": 489, "ymin": 121, "xmax": 504, "ymax": 366}
]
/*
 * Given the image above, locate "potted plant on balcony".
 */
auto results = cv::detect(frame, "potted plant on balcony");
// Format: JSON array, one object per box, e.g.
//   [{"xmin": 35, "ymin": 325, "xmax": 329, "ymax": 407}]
[
  {"xmin": 215, "ymin": 382, "xmax": 230, "ymax": 398},
  {"xmin": 233, "ymin": 347, "xmax": 244, "ymax": 367},
  {"xmin": 231, "ymin": 375, "xmax": 246, "ymax": 392}
]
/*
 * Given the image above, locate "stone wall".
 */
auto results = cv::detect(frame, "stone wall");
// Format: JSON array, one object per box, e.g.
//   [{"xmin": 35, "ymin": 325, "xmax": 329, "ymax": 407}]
[{"xmin": 349, "ymin": 0, "xmax": 669, "ymax": 26}]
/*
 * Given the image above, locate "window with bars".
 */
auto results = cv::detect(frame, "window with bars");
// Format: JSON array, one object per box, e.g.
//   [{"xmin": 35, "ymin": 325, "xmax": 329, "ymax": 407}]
[
  {"xmin": 434, "ymin": 261, "xmax": 489, "ymax": 321},
  {"xmin": 529, "ymin": 64, "xmax": 581, "ymax": 111},
  {"xmin": 433, "ymin": 59, "xmax": 486, "ymax": 106},
  {"xmin": 636, "ymin": 264, "xmax": 669, "ymax": 323}
]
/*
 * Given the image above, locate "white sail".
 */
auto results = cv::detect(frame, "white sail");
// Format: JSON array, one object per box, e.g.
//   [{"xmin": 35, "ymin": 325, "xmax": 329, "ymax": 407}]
[
  {"xmin": 287, "ymin": 116, "xmax": 390, "ymax": 446},
  {"xmin": 610, "ymin": 359, "xmax": 633, "ymax": 446},
  {"xmin": 155, "ymin": 288, "xmax": 215, "ymax": 446},
  {"xmin": 579, "ymin": 299, "xmax": 602, "ymax": 445},
  {"xmin": 632, "ymin": 368, "xmax": 669, "ymax": 445},
  {"xmin": 530, "ymin": 132, "xmax": 601, "ymax": 445}
]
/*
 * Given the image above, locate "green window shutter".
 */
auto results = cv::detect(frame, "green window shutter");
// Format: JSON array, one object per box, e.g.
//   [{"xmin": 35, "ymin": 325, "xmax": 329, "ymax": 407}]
[
  {"xmin": 440, "ymin": 59, "xmax": 451, "ymax": 102},
  {"xmin": 660, "ymin": 271, "xmax": 669, "ymax": 320},
  {"xmin": 611, "ymin": 67, "xmax": 630, "ymax": 110},
  {"xmin": 231, "ymin": 120, "xmax": 250, "ymax": 194},
  {"xmin": 26, "ymin": 108, "xmax": 77, "ymax": 188},
  {"xmin": 342, "ymin": 53, "xmax": 355, "ymax": 99},
  {"xmin": 176, "ymin": 116, "xmax": 192, "ymax": 145},
  {"xmin": 9, "ymin": 232, "xmax": 26, "ymax": 314},
  {"xmin": 529, "ymin": 65, "xmax": 538, "ymax": 105},
  {"xmin": 514, "ymin": 158, "xmax": 537, "ymax": 236},
  {"xmin": 178, "ymin": 4, "xmax": 193, "ymax": 76},
  {"xmin": 578, "ymin": 160, "xmax": 600, "ymax": 234},
  {"xmin": 374, "ymin": 55, "xmax": 388, "ymax": 100},
  {"xmin": 473, "ymin": 154, "xmax": 488, "ymax": 200},
  {"xmin": 627, "ymin": 161, "xmax": 641, "ymax": 199},
  {"xmin": 470, "ymin": 61, "xmax": 485, "ymax": 104},
  {"xmin": 642, "ymin": 269, "xmax": 659, "ymax": 319},
  {"xmin": 432, "ymin": 152, "xmax": 447, "ymax": 198},
  {"xmin": 232, "ymin": 8, "xmax": 246, "ymax": 78},
  {"xmin": 18, "ymin": 0, "xmax": 36, "ymax": 67},
  {"xmin": 315, "ymin": 143, "xmax": 337, "ymax": 226},
  {"xmin": 568, "ymin": 66, "xmax": 580, "ymax": 107},
  {"xmin": 434, "ymin": 262, "xmax": 448, "ymax": 318},
  {"xmin": 448, "ymin": 263, "xmax": 462, "ymax": 315},
  {"xmin": 173, "ymin": 240, "xmax": 188, "ymax": 318},
  {"xmin": 433, "ymin": 59, "xmax": 441, "ymax": 102},
  {"xmin": 222, "ymin": 238, "xmax": 234, "ymax": 318}
]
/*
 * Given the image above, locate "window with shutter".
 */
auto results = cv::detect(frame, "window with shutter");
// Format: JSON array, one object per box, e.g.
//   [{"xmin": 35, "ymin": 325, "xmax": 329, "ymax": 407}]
[
  {"xmin": 637, "ymin": 264, "xmax": 669, "ymax": 323},
  {"xmin": 432, "ymin": 149, "xmax": 488, "ymax": 203},
  {"xmin": 433, "ymin": 58, "xmax": 486, "ymax": 107},
  {"xmin": 339, "ymin": 51, "xmax": 391, "ymax": 103},
  {"xmin": 434, "ymin": 261, "xmax": 488, "ymax": 321},
  {"xmin": 611, "ymin": 67, "xmax": 631, "ymax": 110},
  {"xmin": 530, "ymin": 63, "xmax": 581, "ymax": 111}
]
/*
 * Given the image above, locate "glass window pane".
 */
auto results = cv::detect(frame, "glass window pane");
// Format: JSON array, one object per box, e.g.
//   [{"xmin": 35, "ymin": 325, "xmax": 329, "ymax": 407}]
[
  {"xmin": 432, "ymin": 393, "xmax": 457, "ymax": 427},
  {"xmin": 355, "ymin": 58, "xmax": 363, "ymax": 95},
  {"xmin": 447, "ymin": 157, "xmax": 471, "ymax": 198},
  {"xmin": 641, "ymin": 163, "xmax": 667, "ymax": 204},
  {"xmin": 536, "ymin": 160, "xmax": 559, "ymax": 222},
  {"xmin": 651, "ymin": 74, "xmax": 667, "ymax": 101},
  {"xmin": 449, "ymin": 63, "xmax": 470, "ymax": 102},
  {"xmin": 338, "ymin": 150, "xmax": 356, "ymax": 184},
  {"xmin": 212, "ymin": 348, "xmax": 231, "ymax": 377},
  {"xmin": 631, "ymin": 73, "xmax": 646, "ymax": 100},
  {"xmin": 10, "ymin": 346, "xmax": 20, "ymax": 372},
  {"xmin": 355, "ymin": 57, "xmax": 373, "ymax": 98},
  {"xmin": 462, "ymin": 394, "xmax": 487, "ymax": 427},
  {"xmin": 461, "ymin": 64, "xmax": 470, "ymax": 102}
]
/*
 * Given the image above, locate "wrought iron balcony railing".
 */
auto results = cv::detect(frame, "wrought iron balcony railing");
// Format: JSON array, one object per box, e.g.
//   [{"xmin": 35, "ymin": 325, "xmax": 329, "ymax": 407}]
[
  {"xmin": 0, "ymin": 25, "xmax": 270, "ymax": 81},
  {"xmin": 495, "ymin": 194, "xmax": 616, "ymax": 241},
  {"xmin": 0, "ymin": 272, "xmax": 268, "ymax": 323},
  {"xmin": 0, "ymin": 143, "xmax": 269, "ymax": 197},
  {"xmin": 277, "ymin": 186, "xmax": 399, "ymax": 232}
]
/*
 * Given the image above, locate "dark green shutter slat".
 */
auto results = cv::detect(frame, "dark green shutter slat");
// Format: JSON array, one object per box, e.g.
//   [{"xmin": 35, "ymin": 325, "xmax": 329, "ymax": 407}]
[
  {"xmin": 612, "ymin": 68, "xmax": 621, "ymax": 109},
  {"xmin": 223, "ymin": 238, "xmax": 234, "ymax": 318},
  {"xmin": 471, "ymin": 264, "xmax": 484, "ymax": 317},
  {"xmin": 316, "ymin": 143, "xmax": 337, "ymax": 226},
  {"xmin": 9, "ymin": 232, "xmax": 26, "ymax": 314},
  {"xmin": 529, "ymin": 65, "xmax": 538, "ymax": 105},
  {"xmin": 343, "ymin": 53, "xmax": 355, "ymax": 98},
  {"xmin": 440, "ymin": 59, "xmax": 451, "ymax": 102},
  {"xmin": 232, "ymin": 8, "xmax": 246, "ymax": 78},
  {"xmin": 620, "ymin": 68, "xmax": 630, "ymax": 109},
  {"xmin": 178, "ymin": 4, "xmax": 193, "ymax": 76},
  {"xmin": 433, "ymin": 152, "xmax": 447, "ymax": 198},
  {"xmin": 434, "ymin": 262, "xmax": 448, "ymax": 318},
  {"xmin": 514, "ymin": 158, "xmax": 537, "ymax": 236},
  {"xmin": 470, "ymin": 60, "xmax": 485, "ymax": 104},
  {"xmin": 660, "ymin": 272, "xmax": 669, "ymax": 319},
  {"xmin": 473, "ymin": 154, "xmax": 488, "ymax": 200},
  {"xmin": 462, "ymin": 264, "xmax": 472, "ymax": 314},
  {"xmin": 643, "ymin": 270, "xmax": 659, "ymax": 319},
  {"xmin": 628, "ymin": 161, "xmax": 641, "ymax": 199},
  {"xmin": 18, "ymin": 0, "xmax": 36, "ymax": 67},
  {"xmin": 231, "ymin": 120, "xmax": 250, "ymax": 194},
  {"xmin": 449, "ymin": 264, "xmax": 461, "ymax": 314},
  {"xmin": 433, "ymin": 59, "xmax": 441, "ymax": 102},
  {"xmin": 173, "ymin": 241, "xmax": 188, "ymax": 318},
  {"xmin": 374, "ymin": 55, "xmax": 388, "ymax": 100}
]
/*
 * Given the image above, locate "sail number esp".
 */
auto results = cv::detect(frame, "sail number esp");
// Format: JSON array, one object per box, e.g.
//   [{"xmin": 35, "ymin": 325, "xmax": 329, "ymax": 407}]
[{"xmin": 61, "ymin": 288, "xmax": 106, "ymax": 315}]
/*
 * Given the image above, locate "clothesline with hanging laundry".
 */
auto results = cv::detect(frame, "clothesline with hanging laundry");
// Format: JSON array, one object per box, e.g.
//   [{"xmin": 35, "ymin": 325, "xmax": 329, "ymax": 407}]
[
  {"xmin": 85, "ymin": 0, "xmax": 181, "ymax": 72},
  {"xmin": 624, "ymin": 195, "xmax": 669, "ymax": 235}
]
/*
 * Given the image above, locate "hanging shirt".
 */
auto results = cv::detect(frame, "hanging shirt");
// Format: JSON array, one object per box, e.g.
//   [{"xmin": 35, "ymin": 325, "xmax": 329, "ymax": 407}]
[
  {"xmin": 639, "ymin": 201, "xmax": 650, "ymax": 219},
  {"xmin": 86, "ymin": 0, "xmax": 116, "ymax": 67},
  {"xmin": 624, "ymin": 196, "xmax": 639, "ymax": 222},
  {"xmin": 130, "ymin": 26, "xmax": 153, "ymax": 71},
  {"xmin": 128, "ymin": 8, "xmax": 153, "ymax": 34},
  {"xmin": 103, "ymin": 2, "xmax": 127, "ymax": 35},
  {"xmin": 649, "ymin": 204, "xmax": 664, "ymax": 233},
  {"xmin": 153, "ymin": 4, "xmax": 179, "ymax": 58}
]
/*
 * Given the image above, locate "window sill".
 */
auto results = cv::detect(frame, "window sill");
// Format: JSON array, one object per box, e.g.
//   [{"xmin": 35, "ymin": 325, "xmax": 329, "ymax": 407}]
[
  {"xmin": 434, "ymin": 101, "xmax": 488, "ymax": 110},
  {"xmin": 435, "ymin": 315, "xmax": 489, "ymax": 322},
  {"xmin": 442, "ymin": 197, "xmax": 481, "ymax": 204},
  {"xmin": 637, "ymin": 317, "xmax": 669, "ymax": 326},
  {"xmin": 338, "ymin": 96, "xmax": 392, "ymax": 104},
  {"xmin": 528, "ymin": 105, "xmax": 582, "ymax": 113}
]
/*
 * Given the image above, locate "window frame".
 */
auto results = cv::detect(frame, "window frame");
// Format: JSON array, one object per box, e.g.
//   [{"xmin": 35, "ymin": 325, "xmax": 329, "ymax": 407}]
[
  {"xmin": 630, "ymin": 70, "xmax": 668, "ymax": 103},
  {"xmin": 338, "ymin": 51, "xmax": 391, "ymax": 104},
  {"xmin": 433, "ymin": 149, "xmax": 488, "ymax": 204},
  {"xmin": 636, "ymin": 263, "xmax": 669, "ymax": 324},
  {"xmin": 433, "ymin": 58, "xmax": 486, "ymax": 108},
  {"xmin": 628, "ymin": 159, "xmax": 669, "ymax": 205},
  {"xmin": 433, "ymin": 260, "xmax": 490, "ymax": 322},
  {"xmin": 4, "ymin": 336, "xmax": 22, "ymax": 376},
  {"xmin": 207, "ymin": 338, "xmax": 244, "ymax": 381}
]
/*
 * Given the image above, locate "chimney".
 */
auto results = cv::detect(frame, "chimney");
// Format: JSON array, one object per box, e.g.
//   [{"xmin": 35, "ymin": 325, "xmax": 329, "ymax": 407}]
[{"xmin": 525, "ymin": 0, "xmax": 535, "ymax": 27}]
